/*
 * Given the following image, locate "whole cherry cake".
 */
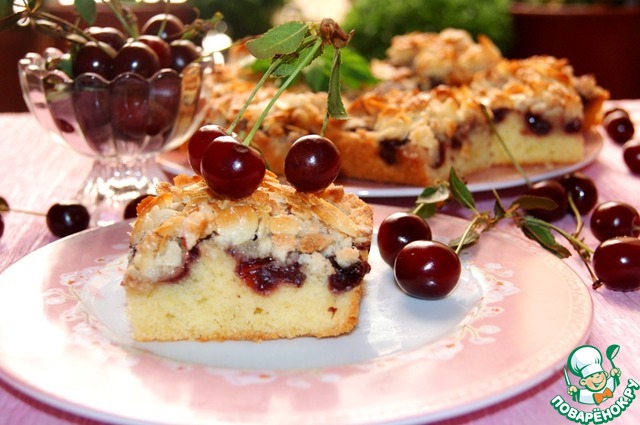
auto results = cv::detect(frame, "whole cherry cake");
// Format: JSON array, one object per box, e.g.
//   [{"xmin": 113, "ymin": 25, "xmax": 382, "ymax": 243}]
[{"xmin": 121, "ymin": 170, "xmax": 373, "ymax": 341}]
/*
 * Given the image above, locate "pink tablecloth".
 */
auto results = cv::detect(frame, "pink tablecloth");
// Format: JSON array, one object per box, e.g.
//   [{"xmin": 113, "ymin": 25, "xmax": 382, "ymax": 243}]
[{"xmin": 1, "ymin": 102, "xmax": 640, "ymax": 425}]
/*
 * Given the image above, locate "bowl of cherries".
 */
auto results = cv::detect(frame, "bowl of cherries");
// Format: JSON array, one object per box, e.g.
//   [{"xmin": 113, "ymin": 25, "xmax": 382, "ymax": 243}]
[{"xmin": 18, "ymin": 9, "xmax": 215, "ymax": 226}]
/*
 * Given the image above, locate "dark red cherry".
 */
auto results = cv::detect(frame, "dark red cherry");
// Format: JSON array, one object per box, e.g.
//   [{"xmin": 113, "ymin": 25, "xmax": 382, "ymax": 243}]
[
  {"xmin": 623, "ymin": 140, "xmax": 640, "ymax": 174},
  {"xmin": 559, "ymin": 172, "xmax": 598, "ymax": 215},
  {"xmin": 169, "ymin": 40, "xmax": 200, "ymax": 73},
  {"xmin": 187, "ymin": 124, "xmax": 229, "ymax": 175},
  {"xmin": 137, "ymin": 35, "xmax": 172, "ymax": 69},
  {"xmin": 141, "ymin": 13, "xmax": 185, "ymax": 41},
  {"xmin": 284, "ymin": 135, "xmax": 341, "ymax": 193},
  {"xmin": 590, "ymin": 201, "xmax": 640, "ymax": 242},
  {"xmin": 603, "ymin": 109, "xmax": 635, "ymax": 144},
  {"xmin": 85, "ymin": 26, "xmax": 127, "ymax": 51},
  {"xmin": 394, "ymin": 240, "xmax": 461, "ymax": 300},
  {"xmin": 46, "ymin": 202, "xmax": 90, "ymax": 238},
  {"xmin": 524, "ymin": 179, "xmax": 568, "ymax": 222},
  {"xmin": 72, "ymin": 41, "xmax": 116, "ymax": 79},
  {"xmin": 200, "ymin": 136, "xmax": 266, "ymax": 199},
  {"xmin": 113, "ymin": 41, "xmax": 160, "ymax": 78},
  {"xmin": 0, "ymin": 213, "xmax": 4, "ymax": 239},
  {"xmin": 592, "ymin": 237, "xmax": 640, "ymax": 292},
  {"xmin": 377, "ymin": 212, "xmax": 432, "ymax": 267}
]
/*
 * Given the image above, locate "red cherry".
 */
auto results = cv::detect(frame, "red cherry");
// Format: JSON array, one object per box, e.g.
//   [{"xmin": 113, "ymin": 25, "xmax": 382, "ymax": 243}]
[
  {"xmin": 113, "ymin": 41, "xmax": 160, "ymax": 78},
  {"xmin": 86, "ymin": 26, "xmax": 127, "ymax": 51},
  {"xmin": 169, "ymin": 39, "xmax": 200, "ymax": 73},
  {"xmin": 138, "ymin": 35, "xmax": 172, "ymax": 69},
  {"xmin": 593, "ymin": 237, "xmax": 640, "ymax": 291},
  {"xmin": 284, "ymin": 135, "xmax": 341, "ymax": 193},
  {"xmin": 623, "ymin": 140, "xmax": 640, "ymax": 174},
  {"xmin": 187, "ymin": 124, "xmax": 229, "ymax": 176},
  {"xmin": 377, "ymin": 212, "xmax": 432, "ymax": 267},
  {"xmin": 141, "ymin": 13, "xmax": 185, "ymax": 41},
  {"xmin": 200, "ymin": 136, "xmax": 266, "ymax": 199},
  {"xmin": 394, "ymin": 240, "xmax": 461, "ymax": 300}
]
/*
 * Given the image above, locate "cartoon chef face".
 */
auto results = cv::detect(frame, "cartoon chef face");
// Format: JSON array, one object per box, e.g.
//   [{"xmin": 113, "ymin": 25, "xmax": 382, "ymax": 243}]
[
  {"xmin": 568, "ymin": 345, "xmax": 607, "ymax": 391},
  {"xmin": 580, "ymin": 371, "xmax": 609, "ymax": 392}
]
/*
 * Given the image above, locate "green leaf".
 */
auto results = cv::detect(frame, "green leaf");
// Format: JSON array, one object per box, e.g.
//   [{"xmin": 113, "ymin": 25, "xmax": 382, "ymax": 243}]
[
  {"xmin": 333, "ymin": 47, "xmax": 378, "ymax": 89},
  {"xmin": 271, "ymin": 42, "xmax": 322, "ymax": 78},
  {"xmin": 327, "ymin": 48, "xmax": 348, "ymax": 119},
  {"xmin": 246, "ymin": 21, "xmax": 308, "ymax": 60},
  {"xmin": 413, "ymin": 202, "xmax": 436, "ymax": 219},
  {"xmin": 493, "ymin": 193, "xmax": 506, "ymax": 220},
  {"xmin": 449, "ymin": 230, "xmax": 480, "ymax": 251},
  {"xmin": 74, "ymin": 0, "xmax": 96, "ymax": 25},
  {"xmin": 512, "ymin": 194, "xmax": 558, "ymax": 211},
  {"xmin": 449, "ymin": 168, "xmax": 476, "ymax": 211},
  {"xmin": 519, "ymin": 216, "xmax": 571, "ymax": 258},
  {"xmin": 416, "ymin": 182, "xmax": 450, "ymax": 205}
]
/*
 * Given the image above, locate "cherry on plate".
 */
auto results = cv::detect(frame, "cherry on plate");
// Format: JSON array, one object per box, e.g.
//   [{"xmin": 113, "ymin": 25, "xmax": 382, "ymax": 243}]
[
  {"xmin": 394, "ymin": 240, "xmax": 461, "ymax": 300},
  {"xmin": 377, "ymin": 212, "xmax": 432, "ymax": 267}
]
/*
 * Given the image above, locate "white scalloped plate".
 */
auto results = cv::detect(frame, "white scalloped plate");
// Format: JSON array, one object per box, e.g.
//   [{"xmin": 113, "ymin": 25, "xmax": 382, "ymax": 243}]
[{"xmin": 0, "ymin": 207, "xmax": 593, "ymax": 424}]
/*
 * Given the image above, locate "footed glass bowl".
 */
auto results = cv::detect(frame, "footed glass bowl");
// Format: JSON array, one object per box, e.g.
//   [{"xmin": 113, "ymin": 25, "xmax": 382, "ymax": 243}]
[{"xmin": 19, "ymin": 48, "xmax": 214, "ymax": 226}]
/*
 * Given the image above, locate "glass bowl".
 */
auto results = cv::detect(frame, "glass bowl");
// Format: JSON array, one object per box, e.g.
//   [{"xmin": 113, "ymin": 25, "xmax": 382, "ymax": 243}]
[{"xmin": 18, "ymin": 48, "xmax": 214, "ymax": 226}]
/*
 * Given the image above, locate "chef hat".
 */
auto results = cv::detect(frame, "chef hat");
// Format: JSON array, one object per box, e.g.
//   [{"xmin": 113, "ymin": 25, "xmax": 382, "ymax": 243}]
[{"xmin": 568, "ymin": 345, "xmax": 604, "ymax": 379}]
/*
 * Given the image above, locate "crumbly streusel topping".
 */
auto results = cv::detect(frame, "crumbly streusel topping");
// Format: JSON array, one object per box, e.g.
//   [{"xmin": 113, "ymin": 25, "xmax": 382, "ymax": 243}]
[
  {"xmin": 372, "ymin": 28, "xmax": 502, "ymax": 89},
  {"xmin": 123, "ymin": 171, "xmax": 373, "ymax": 293}
]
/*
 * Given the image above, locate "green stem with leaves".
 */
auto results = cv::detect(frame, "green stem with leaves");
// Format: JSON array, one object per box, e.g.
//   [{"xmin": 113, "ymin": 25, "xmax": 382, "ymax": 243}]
[{"xmin": 242, "ymin": 38, "xmax": 324, "ymax": 147}]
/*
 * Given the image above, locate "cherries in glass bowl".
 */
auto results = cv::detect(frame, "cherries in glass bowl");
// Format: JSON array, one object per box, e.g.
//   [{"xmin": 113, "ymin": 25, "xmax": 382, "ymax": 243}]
[{"xmin": 19, "ymin": 46, "xmax": 214, "ymax": 225}]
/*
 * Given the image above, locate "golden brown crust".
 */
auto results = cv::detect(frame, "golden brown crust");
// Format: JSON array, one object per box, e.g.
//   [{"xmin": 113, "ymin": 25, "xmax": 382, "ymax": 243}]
[{"xmin": 201, "ymin": 28, "xmax": 608, "ymax": 188}]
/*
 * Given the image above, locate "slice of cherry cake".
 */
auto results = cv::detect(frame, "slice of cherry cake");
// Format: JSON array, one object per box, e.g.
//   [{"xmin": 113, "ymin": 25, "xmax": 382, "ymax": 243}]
[{"xmin": 122, "ymin": 171, "xmax": 373, "ymax": 341}]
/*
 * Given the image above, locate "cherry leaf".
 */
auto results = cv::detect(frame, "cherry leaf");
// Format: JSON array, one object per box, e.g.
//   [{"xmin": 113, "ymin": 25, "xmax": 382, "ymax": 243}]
[
  {"xmin": 512, "ymin": 194, "xmax": 558, "ymax": 211},
  {"xmin": 449, "ymin": 168, "xmax": 476, "ymax": 211},
  {"xmin": 327, "ymin": 48, "xmax": 348, "ymax": 119},
  {"xmin": 74, "ymin": 0, "xmax": 96, "ymax": 25},
  {"xmin": 519, "ymin": 216, "xmax": 571, "ymax": 258},
  {"xmin": 246, "ymin": 21, "xmax": 308, "ymax": 60},
  {"xmin": 417, "ymin": 183, "xmax": 451, "ymax": 204},
  {"xmin": 271, "ymin": 42, "xmax": 322, "ymax": 78},
  {"xmin": 449, "ymin": 230, "xmax": 480, "ymax": 251}
]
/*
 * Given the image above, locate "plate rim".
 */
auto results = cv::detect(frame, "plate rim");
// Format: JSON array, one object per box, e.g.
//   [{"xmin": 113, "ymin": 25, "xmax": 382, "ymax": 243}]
[{"xmin": 0, "ymin": 211, "xmax": 594, "ymax": 425}]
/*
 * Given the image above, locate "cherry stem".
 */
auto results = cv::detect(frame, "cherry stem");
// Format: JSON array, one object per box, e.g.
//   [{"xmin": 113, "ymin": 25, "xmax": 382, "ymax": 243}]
[
  {"xmin": 0, "ymin": 206, "xmax": 46, "ymax": 217},
  {"xmin": 480, "ymin": 104, "xmax": 531, "ymax": 188},
  {"xmin": 102, "ymin": 0, "xmax": 139, "ymax": 38},
  {"xmin": 226, "ymin": 55, "xmax": 285, "ymax": 136},
  {"xmin": 455, "ymin": 215, "xmax": 481, "ymax": 255},
  {"xmin": 568, "ymin": 195, "xmax": 584, "ymax": 237},
  {"xmin": 241, "ymin": 37, "xmax": 324, "ymax": 147}
]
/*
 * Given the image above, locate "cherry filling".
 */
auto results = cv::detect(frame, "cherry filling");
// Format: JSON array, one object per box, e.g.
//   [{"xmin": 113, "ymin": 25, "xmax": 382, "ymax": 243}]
[
  {"xmin": 232, "ymin": 254, "xmax": 305, "ymax": 295},
  {"xmin": 492, "ymin": 107, "xmax": 509, "ymax": 124},
  {"xmin": 329, "ymin": 256, "xmax": 371, "ymax": 293},
  {"xmin": 228, "ymin": 249, "xmax": 370, "ymax": 295},
  {"xmin": 379, "ymin": 138, "xmax": 409, "ymax": 165},
  {"xmin": 525, "ymin": 113, "xmax": 552, "ymax": 135}
]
